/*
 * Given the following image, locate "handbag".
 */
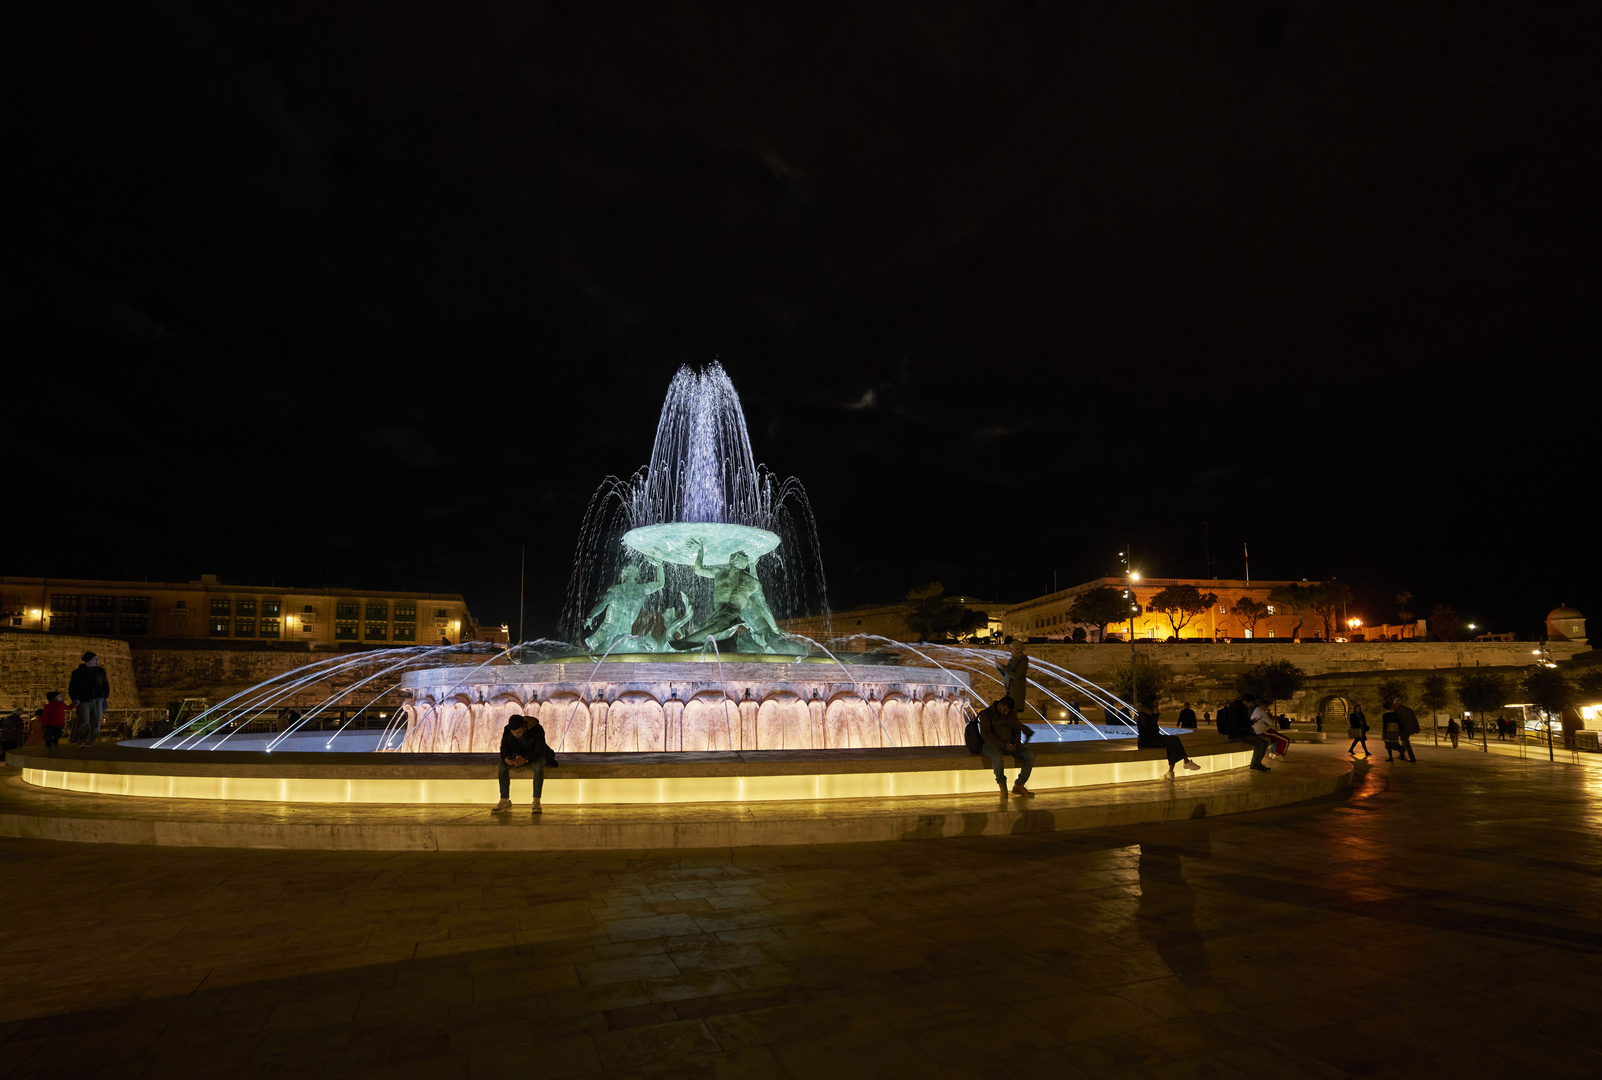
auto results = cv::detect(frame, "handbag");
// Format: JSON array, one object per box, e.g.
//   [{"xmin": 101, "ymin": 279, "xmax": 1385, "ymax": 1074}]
[{"xmin": 1347, "ymin": 725, "xmax": 1362, "ymax": 739}]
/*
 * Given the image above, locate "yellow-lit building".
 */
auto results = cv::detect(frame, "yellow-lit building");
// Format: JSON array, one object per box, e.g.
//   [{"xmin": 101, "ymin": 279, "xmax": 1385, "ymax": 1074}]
[
  {"xmin": 1005, "ymin": 577, "xmax": 1352, "ymax": 642},
  {"xmin": 2, "ymin": 575, "xmax": 483, "ymax": 647}
]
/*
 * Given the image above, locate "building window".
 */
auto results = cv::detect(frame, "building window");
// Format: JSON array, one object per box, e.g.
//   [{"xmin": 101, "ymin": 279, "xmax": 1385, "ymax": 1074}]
[
  {"xmin": 336, "ymin": 601, "xmax": 359, "ymax": 620},
  {"xmin": 50, "ymin": 595, "xmax": 80, "ymax": 613},
  {"xmin": 335, "ymin": 620, "xmax": 358, "ymax": 640},
  {"xmin": 365, "ymin": 622, "xmax": 388, "ymax": 641},
  {"xmin": 211, "ymin": 598, "xmax": 231, "ymax": 615},
  {"xmin": 1219, "ymin": 605, "xmax": 1227, "ymax": 614},
  {"xmin": 235, "ymin": 617, "xmax": 255, "ymax": 637},
  {"xmin": 122, "ymin": 596, "xmax": 150, "ymax": 614},
  {"xmin": 83, "ymin": 613, "xmax": 114, "ymax": 634},
  {"xmin": 1268, "ymin": 628, "xmax": 1277, "ymax": 638},
  {"xmin": 262, "ymin": 600, "xmax": 281, "ymax": 617},
  {"xmin": 237, "ymin": 599, "xmax": 257, "ymax": 616},
  {"xmin": 51, "ymin": 615, "xmax": 78, "ymax": 633},
  {"xmin": 175, "ymin": 599, "xmax": 187, "ymax": 609},
  {"xmin": 394, "ymin": 622, "xmax": 416, "ymax": 641},
  {"xmin": 120, "ymin": 615, "xmax": 148, "ymax": 635},
  {"xmin": 394, "ymin": 602, "xmax": 416, "ymax": 619},
  {"xmin": 303, "ymin": 605, "xmax": 315, "ymax": 613},
  {"xmin": 86, "ymin": 596, "xmax": 115, "ymax": 613},
  {"xmin": 436, "ymin": 608, "xmax": 448, "ymax": 619},
  {"xmin": 260, "ymin": 618, "xmax": 281, "ymax": 639},
  {"xmin": 366, "ymin": 602, "xmax": 388, "ymax": 621},
  {"xmin": 210, "ymin": 617, "xmax": 229, "ymax": 637}
]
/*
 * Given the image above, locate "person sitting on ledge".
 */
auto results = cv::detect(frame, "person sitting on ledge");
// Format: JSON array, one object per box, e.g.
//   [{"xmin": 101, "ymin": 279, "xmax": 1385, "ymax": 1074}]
[
  {"xmin": 979, "ymin": 696, "xmax": 1035, "ymax": 798},
  {"xmin": 1136, "ymin": 697, "xmax": 1202, "ymax": 781},
  {"xmin": 492, "ymin": 714, "xmax": 556, "ymax": 815},
  {"xmin": 1222, "ymin": 694, "xmax": 1272, "ymax": 772}
]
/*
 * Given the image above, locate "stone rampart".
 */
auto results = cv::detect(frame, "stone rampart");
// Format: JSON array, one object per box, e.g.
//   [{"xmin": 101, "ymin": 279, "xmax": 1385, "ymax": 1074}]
[
  {"xmin": 130, "ymin": 646, "xmax": 410, "ymax": 709},
  {"xmin": 0, "ymin": 632, "xmax": 141, "ymax": 710},
  {"xmin": 996, "ymin": 640, "xmax": 1588, "ymax": 724}
]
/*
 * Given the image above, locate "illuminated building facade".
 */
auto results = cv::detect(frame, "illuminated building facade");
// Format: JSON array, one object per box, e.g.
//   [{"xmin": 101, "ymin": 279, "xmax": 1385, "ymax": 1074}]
[{"xmin": 2, "ymin": 575, "xmax": 483, "ymax": 647}]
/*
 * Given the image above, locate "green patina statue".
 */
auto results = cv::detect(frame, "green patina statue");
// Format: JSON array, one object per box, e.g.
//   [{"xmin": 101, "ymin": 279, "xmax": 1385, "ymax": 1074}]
[
  {"xmin": 672, "ymin": 541, "xmax": 787, "ymax": 651},
  {"xmin": 584, "ymin": 558, "xmax": 664, "ymax": 654}
]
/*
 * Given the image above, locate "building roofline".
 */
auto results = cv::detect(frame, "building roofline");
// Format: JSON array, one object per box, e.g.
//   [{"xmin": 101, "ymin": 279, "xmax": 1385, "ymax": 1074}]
[{"xmin": 1, "ymin": 576, "xmax": 467, "ymax": 602}]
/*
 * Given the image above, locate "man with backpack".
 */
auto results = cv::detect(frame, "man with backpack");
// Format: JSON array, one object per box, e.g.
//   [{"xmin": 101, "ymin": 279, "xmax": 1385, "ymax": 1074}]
[
  {"xmin": 977, "ymin": 696, "xmax": 1035, "ymax": 798},
  {"xmin": 1217, "ymin": 694, "xmax": 1272, "ymax": 772}
]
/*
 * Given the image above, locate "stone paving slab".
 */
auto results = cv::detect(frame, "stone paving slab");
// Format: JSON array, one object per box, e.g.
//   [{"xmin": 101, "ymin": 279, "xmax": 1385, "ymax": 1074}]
[
  {"xmin": 0, "ymin": 751, "xmax": 1358, "ymax": 849},
  {"xmin": 1, "ymin": 745, "xmax": 1600, "ymax": 1078}
]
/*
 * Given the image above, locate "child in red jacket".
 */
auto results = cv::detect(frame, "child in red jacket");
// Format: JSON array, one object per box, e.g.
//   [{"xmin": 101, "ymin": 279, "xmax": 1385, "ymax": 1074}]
[{"xmin": 40, "ymin": 691, "xmax": 68, "ymax": 750}]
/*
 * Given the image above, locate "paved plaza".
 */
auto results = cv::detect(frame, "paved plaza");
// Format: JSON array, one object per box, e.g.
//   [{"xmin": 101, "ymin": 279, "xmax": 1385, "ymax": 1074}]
[{"xmin": 2, "ymin": 745, "xmax": 1600, "ymax": 1079}]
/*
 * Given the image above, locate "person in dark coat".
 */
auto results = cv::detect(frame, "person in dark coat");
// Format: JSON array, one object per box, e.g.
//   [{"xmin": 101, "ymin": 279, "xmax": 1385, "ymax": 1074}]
[
  {"xmin": 978, "ymin": 696, "xmax": 1035, "ymax": 798},
  {"xmin": 1176, "ymin": 702, "xmax": 1198, "ymax": 729},
  {"xmin": 492, "ymin": 714, "xmax": 556, "ymax": 814},
  {"xmin": 1445, "ymin": 716, "xmax": 1460, "ymax": 749},
  {"xmin": 67, "ymin": 651, "xmax": 111, "ymax": 748},
  {"xmin": 1136, "ymin": 698, "xmax": 1201, "ymax": 781},
  {"xmin": 1347, "ymin": 702, "xmax": 1371, "ymax": 758},
  {"xmin": 999, "ymin": 644, "xmax": 1030, "ymax": 720},
  {"xmin": 1391, "ymin": 700, "xmax": 1420, "ymax": 762}
]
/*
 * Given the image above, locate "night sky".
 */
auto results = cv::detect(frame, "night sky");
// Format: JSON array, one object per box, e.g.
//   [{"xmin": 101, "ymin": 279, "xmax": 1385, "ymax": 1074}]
[{"xmin": 6, "ymin": 2, "xmax": 1596, "ymax": 640}]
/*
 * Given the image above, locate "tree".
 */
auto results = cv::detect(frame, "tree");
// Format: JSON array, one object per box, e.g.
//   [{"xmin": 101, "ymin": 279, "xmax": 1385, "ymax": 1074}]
[
  {"xmin": 904, "ymin": 583, "xmax": 988, "ymax": 642},
  {"xmin": 1268, "ymin": 583, "xmax": 1312, "ymax": 639},
  {"xmin": 1378, "ymin": 677, "xmax": 1408, "ymax": 707},
  {"xmin": 1420, "ymin": 673, "xmax": 1452, "ymax": 737},
  {"xmin": 1456, "ymin": 670, "xmax": 1508, "ymax": 736},
  {"xmin": 1395, "ymin": 591, "xmax": 1415, "ymax": 626},
  {"xmin": 1148, "ymin": 584, "xmax": 1218, "ymax": 639},
  {"xmin": 1110, "ymin": 654, "xmax": 1168, "ymax": 709},
  {"xmin": 1071, "ymin": 626, "xmax": 1087, "ymax": 643},
  {"xmin": 1068, "ymin": 588, "xmax": 1139, "ymax": 642},
  {"xmin": 1308, "ymin": 581, "xmax": 1353, "ymax": 640},
  {"xmin": 1235, "ymin": 658, "xmax": 1306, "ymax": 716},
  {"xmin": 1573, "ymin": 665, "xmax": 1602, "ymax": 701},
  {"xmin": 1428, "ymin": 604, "xmax": 1463, "ymax": 642},
  {"xmin": 1230, "ymin": 596, "xmax": 1268, "ymax": 638},
  {"xmin": 1522, "ymin": 667, "xmax": 1575, "ymax": 718}
]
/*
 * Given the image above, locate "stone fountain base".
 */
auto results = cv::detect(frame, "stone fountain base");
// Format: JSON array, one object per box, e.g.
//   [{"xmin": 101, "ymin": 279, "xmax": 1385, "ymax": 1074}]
[{"xmin": 396, "ymin": 659, "xmax": 971, "ymax": 754}]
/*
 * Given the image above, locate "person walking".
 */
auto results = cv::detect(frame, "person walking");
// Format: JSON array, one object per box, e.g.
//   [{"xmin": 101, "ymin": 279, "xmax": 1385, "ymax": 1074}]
[
  {"xmin": 1136, "ymin": 697, "xmax": 1201, "ymax": 781},
  {"xmin": 39, "ymin": 692, "xmax": 69, "ymax": 750},
  {"xmin": 1445, "ymin": 716, "xmax": 1460, "ymax": 749},
  {"xmin": 1381, "ymin": 704, "xmax": 1404, "ymax": 762},
  {"xmin": 490, "ymin": 714, "xmax": 556, "ymax": 814},
  {"xmin": 978, "ymin": 696, "xmax": 1035, "ymax": 798},
  {"xmin": 1177, "ymin": 702, "xmax": 1198, "ymax": 729},
  {"xmin": 1392, "ymin": 700, "xmax": 1420, "ymax": 762},
  {"xmin": 1347, "ymin": 702, "xmax": 1371, "ymax": 758},
  {"xmin": 67, "ymin": 651, "xmax": 111, "ymax": 749},
  {"xmin": 999, "ymin": 643, "xmax": 1030, "ymax": 721}
]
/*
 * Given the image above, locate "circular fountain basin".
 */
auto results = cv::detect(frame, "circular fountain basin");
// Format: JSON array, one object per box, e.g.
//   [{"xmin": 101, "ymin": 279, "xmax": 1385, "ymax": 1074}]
[
  {"xmin": 621, "ymin": 522, "xmax": 781, "ymax": 566},
  {"xmin": 396, "ymin": 659, "xmax": 971, "ymax": 755}
]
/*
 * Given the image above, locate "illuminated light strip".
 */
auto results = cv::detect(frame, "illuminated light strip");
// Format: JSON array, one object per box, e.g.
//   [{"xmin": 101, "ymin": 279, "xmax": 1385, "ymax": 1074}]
[{"xmin": 19, "ymin": 750, "xmax": 1250, "ymax": 806}]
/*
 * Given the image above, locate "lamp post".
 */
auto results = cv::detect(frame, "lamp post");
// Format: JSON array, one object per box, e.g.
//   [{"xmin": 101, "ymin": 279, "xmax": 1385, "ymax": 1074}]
[{"xmin": 1120, "ymin": 549, "xmax": 1140, "ymax": 719}]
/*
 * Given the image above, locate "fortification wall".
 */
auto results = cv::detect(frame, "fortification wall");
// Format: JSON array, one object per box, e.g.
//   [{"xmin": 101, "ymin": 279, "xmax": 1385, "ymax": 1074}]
[
  {"xmin": 0, "ymin": 632, "xmax": 141, "ymax": 710},
  {"xmin": 130, "ymin": 647, "xmax": 409, "ymax": 709}
]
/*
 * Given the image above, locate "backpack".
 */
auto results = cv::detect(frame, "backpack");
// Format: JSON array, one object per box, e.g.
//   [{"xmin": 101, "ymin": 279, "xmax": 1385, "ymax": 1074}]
[
  {"xmin": 1216, "ymin": 700, "xmax": 1247, "ymax": 736},
  {"xmin": 964, "ymin": 714, "xmax": 984, "ymax": 754}
]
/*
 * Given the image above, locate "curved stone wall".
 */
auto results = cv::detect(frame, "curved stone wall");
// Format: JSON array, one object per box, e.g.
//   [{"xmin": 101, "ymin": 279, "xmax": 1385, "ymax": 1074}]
[{"xmin": 395, "ymin": 661, "xmax": 970, "ymax": 754}]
